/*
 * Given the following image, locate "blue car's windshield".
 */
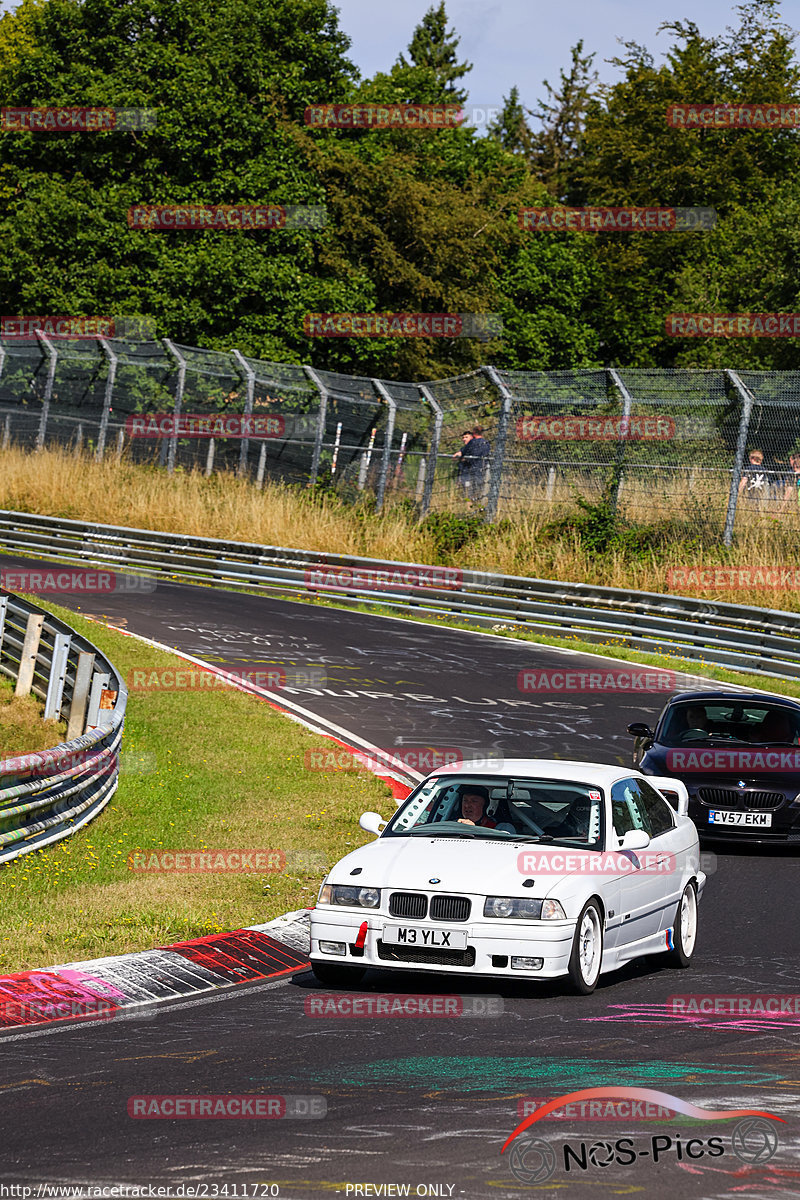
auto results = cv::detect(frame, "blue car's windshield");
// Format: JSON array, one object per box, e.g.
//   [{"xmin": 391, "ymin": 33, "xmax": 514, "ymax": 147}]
[
  {"xmin": 382, "ymin": 775, "xmax": 605, "ymax": 849},
  {"xmin": 660, "ymin": 701, "xmax": 800, "ymax": 747}
]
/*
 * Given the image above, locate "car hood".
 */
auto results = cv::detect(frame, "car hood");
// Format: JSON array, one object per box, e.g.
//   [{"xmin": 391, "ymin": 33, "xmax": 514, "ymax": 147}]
[
  {"xmin": 327, "ymin": 836, "xmax": 598, "ymax": 897},
  {"xmin": 643, "ymin": 746, "xmax": 800, "ymax": 788}
]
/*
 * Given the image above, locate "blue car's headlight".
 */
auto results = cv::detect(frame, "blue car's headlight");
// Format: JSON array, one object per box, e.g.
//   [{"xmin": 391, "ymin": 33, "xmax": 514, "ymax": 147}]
[{"xmin": 318, "ymin": 884, "xmax": 381, "ymax": 908}]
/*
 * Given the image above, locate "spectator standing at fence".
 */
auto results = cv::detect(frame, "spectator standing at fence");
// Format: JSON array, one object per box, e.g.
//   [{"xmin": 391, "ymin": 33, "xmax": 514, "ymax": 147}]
[
  {"xmin": 780, "ymin": 451, "xmax": 800, "ymax": 516},
  {"xmin": 452, "ymin": 425, "xmax": 491, "ymax": 502},
  {"xmin": 738, "ymin": 448, "xmax": 771, "ymax": 505},
  {"xmin": 452, "ymin": 430, "xmax": 473, "ymax": 494}
]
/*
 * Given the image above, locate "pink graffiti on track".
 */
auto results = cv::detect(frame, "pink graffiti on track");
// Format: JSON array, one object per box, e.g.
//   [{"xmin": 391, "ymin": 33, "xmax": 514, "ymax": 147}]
[{"xmin": 580, "ymin": 1001, "xmax": 800, "ymax": 1034}]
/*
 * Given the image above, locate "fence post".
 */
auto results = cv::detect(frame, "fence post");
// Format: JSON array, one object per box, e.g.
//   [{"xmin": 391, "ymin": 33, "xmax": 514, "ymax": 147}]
[
  {"xmin": 44, "ymin": 632, "xmax": 71, "ymax": 720},
  {"xmin": 0, "ymin": 340, "xmax": 5, "ymax": 451},
  {"xmin": 205, "ymin": 437, "xmax": 216, "ymax": 476},
  {"xmin": 482, "ymin": 366, "xmax": 513, "ymax": 523},
  {"xmin": 34, "ymin": 331, "xmax": 58, "ymax": 451},
  {"xmin": 372, "ymin": 380, "xmax": 397, "ymax": 513},
  {"xmin": 723, "ymin": 369, "xmax": 755, "ymax": 547},
  {"xmin": 15, "ymin": 613, "xmax": 44, "ymax": 697},
  {"xmin": 231, "ymin": 349, "xmax": 255, "ymax": 477},
  {"xmin": 255, "ymin": 441, "xmax": 267, "ymax": 488},
  {"xmin": 418, "ymin": 384, "xmax": 444, "ymax": 517},
  {"xmin": 607, "ymin": 367, "xmax": 633, "ymax": 512},
  {"xmin": 162, "ymin": 339, "xmax": 185, "ymax": 473},
  {"xmin": 66, "ymin": 650, "xmax": 96, "ymax": 740},
  {"xmin": 304, "ymin": 365, "xmax": 329, "ymax": 487},
  {"xmin": 96, "ymin": 336, "xmax": 118, "ymax": 462}
]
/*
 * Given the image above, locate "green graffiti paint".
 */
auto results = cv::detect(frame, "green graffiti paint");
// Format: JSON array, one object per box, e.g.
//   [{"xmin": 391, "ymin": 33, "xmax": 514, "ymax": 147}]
[{"xmin": 307, "ymin": 1056, "xmax": 781, "ymax": 1092}]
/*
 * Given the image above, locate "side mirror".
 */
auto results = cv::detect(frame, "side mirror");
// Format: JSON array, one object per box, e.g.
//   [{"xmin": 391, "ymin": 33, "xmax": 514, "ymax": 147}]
[
  {"xmin": 359, "ymin": 811, "xmax": 386, "ymax": 836},
  {"xmin": 618, "ymin": 829, "xmax": 651, "ymax": 851},
  {"xmin": 627, "ymin": 722, "xmax": 654, "ymax": 738}
]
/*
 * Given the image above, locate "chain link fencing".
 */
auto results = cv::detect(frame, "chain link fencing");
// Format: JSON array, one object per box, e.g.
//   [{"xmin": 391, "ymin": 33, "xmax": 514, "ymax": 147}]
[{"xmin": 1, "ymin": 334, "xmax": 799, "ymax": 542}]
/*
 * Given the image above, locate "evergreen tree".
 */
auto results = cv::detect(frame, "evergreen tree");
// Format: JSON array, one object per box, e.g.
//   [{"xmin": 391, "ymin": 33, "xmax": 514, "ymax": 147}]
[
  {"xmin": 488, "ymin": 87, "xmax": 533, "ymax": 156},
  {"xmin": 395, "ymin": 2, "xmax": 471, "ymax": 103},
  {"xmin": 528, "ymin": 40, "xmax": 598, "ymax": 200}
]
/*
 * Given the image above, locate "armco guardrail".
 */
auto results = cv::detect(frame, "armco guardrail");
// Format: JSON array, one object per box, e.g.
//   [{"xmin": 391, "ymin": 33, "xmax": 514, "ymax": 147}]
[
  {"xmin": 0, "ymin": 589, "xmax": 126, "ymax": 863},
  {"xmin": 1, "ymin": 509, "xmax": 800, "ymax": 685}
]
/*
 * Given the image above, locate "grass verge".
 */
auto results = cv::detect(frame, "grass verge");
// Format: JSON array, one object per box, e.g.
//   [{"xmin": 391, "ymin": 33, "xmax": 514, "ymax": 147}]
[
  {"xmin": 0, "ymin": 600, "xmax": 390, "ymax": 974},
  {"xmin": 0, "ymin": 673, "xmax": 66, "ymax": 757}
]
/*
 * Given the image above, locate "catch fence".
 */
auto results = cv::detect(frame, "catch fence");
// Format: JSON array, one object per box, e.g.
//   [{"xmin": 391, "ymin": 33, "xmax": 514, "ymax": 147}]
[{"xmin": 2, "ymin": 334, "xmax": 799, "ymax": 542}]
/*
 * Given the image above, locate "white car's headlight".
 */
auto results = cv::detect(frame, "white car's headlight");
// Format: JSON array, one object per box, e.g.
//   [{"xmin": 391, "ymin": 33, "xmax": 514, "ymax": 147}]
[
  {"xmin": 318, "ymin": 884, "xmax": 381, "ymax": 908},
  {"xmin": 483, "ymin": 896, "xmax": 566, "ymax": 919}
]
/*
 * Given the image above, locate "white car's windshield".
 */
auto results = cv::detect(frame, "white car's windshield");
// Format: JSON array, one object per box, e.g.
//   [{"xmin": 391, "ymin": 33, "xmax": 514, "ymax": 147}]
[{"xmin": 383, "ymin": 775, "xmax": 604, "ymax": 848}]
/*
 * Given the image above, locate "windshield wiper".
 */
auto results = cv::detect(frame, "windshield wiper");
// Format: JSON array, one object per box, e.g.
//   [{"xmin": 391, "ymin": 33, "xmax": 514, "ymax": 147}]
[{"xmin": 404, "ymin": 827, "xmax": 483, "ymax": 838}]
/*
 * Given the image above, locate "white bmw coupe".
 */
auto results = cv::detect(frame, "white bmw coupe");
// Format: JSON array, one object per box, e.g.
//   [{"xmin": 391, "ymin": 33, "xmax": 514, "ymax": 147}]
[{"xmin": 310, "ymin": 760, "xmax": 705, "ymax": 994}]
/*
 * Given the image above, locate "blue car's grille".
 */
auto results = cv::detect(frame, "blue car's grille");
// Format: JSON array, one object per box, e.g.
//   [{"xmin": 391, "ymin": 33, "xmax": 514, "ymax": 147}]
[{"xmin": 697, "ymin": 787, "xmax": 784, "ymax": 811}]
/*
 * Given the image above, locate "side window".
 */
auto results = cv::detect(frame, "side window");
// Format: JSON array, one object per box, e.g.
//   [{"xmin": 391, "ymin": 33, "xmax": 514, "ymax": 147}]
[
  {"xmin": 610, "ymin": 779, "xmax": 652, "ymax": 839},
  {"xmin": 634, "ymin": 779, "xmax": 676, "ymax": 837}
]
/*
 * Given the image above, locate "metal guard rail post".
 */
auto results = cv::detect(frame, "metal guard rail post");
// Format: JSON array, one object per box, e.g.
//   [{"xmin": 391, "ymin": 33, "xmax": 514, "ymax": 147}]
[{"xmin": 0, "ymin": 588, "xmax": 127, "ymax": 863}]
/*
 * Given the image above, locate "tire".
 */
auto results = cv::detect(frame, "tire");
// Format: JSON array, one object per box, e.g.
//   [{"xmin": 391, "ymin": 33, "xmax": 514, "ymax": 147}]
[
  {"xmin": 310, "ymin": 960, "xmax": 366, "ymax": 988},
  {"xmin": 664, "ymin": 882, "xmax": 698, "ymax": 968},
  {"xmin": 567, "ymin": 900, "xmax": 604, "ymax": 994}
]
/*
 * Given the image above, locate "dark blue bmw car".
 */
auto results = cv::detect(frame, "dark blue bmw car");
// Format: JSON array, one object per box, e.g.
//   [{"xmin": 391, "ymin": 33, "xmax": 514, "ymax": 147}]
[{"xmin": 627, "ymin": 690, "xmax": 800, "ymax": 844}]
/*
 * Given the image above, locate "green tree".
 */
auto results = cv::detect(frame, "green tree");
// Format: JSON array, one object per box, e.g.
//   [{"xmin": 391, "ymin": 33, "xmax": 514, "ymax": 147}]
[
  {"xmin": 395, "ymin": 1, "xmax": 471, "ymax": 103},
  {"xmin": 570, "ymin": 0, "xmax": 800, "ymax": 366},
  {"xmin": 488, "ymin": 87, "xmax": 534, "ymax": 156},
  {"xmin": 0, "ymin": 0, "xmax": 359, "ymax": 359},
  {"xmin": 528, "ymin": 40, "xmax": 598, "ymax": 200}
]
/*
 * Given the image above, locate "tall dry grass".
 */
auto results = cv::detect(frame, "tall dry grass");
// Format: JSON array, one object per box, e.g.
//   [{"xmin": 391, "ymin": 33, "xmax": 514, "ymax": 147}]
[
  {"xmin": 0, "ymin": 444, "xmax": 438, "ymax": 561},
  {"xmin": 1, "ymin": 444, "xmax": 800, "ymax": 611}
]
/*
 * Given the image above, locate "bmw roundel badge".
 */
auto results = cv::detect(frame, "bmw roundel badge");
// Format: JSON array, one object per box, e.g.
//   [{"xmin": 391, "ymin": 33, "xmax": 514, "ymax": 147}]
[
  {"xmin": 429, "ymin": 878, "xmax": 440, "ymax": 884},
  {"xmin": 738, "ymin": 780, "xmax": 746, "ymax": 789}
]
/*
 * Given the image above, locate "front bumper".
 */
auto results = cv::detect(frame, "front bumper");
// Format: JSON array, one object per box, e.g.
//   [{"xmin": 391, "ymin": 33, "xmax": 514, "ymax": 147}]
[{"xmin": 310, "ymin": 909, "xmax": 575, "ymax": 979}]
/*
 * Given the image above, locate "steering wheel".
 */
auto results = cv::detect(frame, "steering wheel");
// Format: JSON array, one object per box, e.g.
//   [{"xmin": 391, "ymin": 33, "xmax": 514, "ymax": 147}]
[{"xmin": 679, "ymin": 728, "xmax": 709, "ymax": 742}]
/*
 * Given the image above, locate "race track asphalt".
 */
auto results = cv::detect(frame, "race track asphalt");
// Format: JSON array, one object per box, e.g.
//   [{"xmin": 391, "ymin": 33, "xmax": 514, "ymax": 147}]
[{"xmin": 1, "ymin": 560, "xmax": 798, "ymax": 1199}]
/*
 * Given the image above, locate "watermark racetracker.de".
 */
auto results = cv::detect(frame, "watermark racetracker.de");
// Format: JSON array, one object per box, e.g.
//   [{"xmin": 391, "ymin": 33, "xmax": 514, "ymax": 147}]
[
  {"xmin": 0, "ymin": 315, "xmax": 154, "ymax": 338},
  {"xmin": 302, "ymin": 313, "xmax": 502, "ymax": 340},
  {"xmin": 128, "ymin": 204, "xmax": 326, "ymax": 231},
  {"xmin": 1, "ymin": 568, "xmax": 157, "ymax": 595},
  {"xmin": 304, "ymin": 994, "xmax": 503, "ymax": 1018},
  {"xmin": 124, "ymin": 414, "xmax": 317, "ymax": 439},
  {"xmin": 667, "ymin": 313, "xmax": 800, "ymax": 337},
  {"xmin": 127, "ymin": 848, "xmax": 286, "ymax": 873},
  {"xmin": 304, "ymin": 564, "xmax": 475, "ymax": 591},
  {"xmin": 127, "ymin": 666, "xmax": 327, "ymax": 691},
  {"xmin": 519, "ymin": 207, "xmax": 716, "ymax": 232},
  {"xmin": 304, "ymin": 746, "xmax": 504, "ymax": 773},
  {"xmin": 667, "ymin": 103, "xmax": 800, "ymax": 128},
  {"xmin": 517, "ymin": 668, "xmax": 709, "ymax": 694},
  {"xmin": 0, "ymin": 107, "xmax": 157, "ymax": 131},
  {"xmin": 667, "ymin": 566, "xmax": 800, "ymax": 590},
  {"xmin": 128, "ymin": 1095, "xmax": 326, "ymax": 1119}
]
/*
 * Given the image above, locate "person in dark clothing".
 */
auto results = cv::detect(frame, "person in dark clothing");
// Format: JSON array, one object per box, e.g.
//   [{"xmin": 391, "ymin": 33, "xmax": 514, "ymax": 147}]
[{"xmin": 453, "ymin": 425, "xmax": 491, "ymax": 500}]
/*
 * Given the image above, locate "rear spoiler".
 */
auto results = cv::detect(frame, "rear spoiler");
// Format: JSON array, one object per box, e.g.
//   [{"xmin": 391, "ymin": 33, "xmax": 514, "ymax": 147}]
[{"xmin": 649, "ymin": 777, "xmax": 689, "ymax": 817}]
